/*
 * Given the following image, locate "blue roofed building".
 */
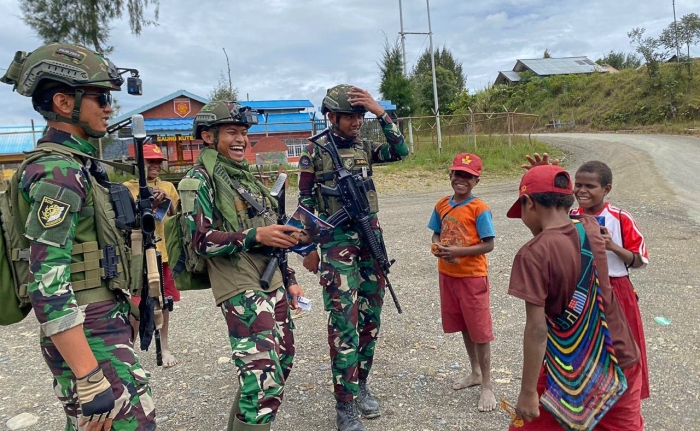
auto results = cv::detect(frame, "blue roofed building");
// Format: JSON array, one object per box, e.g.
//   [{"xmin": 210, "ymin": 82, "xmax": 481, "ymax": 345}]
[
  {"xmin": 107, "ymin": 90, "xmax": 318, "ymax": 165},
  {"xmin": 0, "ymin": 125, "xmax": 43, "ymax": 169}
]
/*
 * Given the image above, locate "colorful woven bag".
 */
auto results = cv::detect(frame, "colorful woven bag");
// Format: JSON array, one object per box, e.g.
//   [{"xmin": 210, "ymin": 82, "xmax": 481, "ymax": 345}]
[{"xmin": 541, "ymin": 220, "xmax": 628, "ymax": 431}]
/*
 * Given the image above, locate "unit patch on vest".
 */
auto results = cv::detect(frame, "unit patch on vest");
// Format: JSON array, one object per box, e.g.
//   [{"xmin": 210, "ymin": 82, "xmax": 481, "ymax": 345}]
[
  {"xmin": 299, "ymin": 155, "xmax": 311, "ymax": 169},
  {"xmin": 38, "ymin": 196, "xmax": 71, "ymax": 228}
]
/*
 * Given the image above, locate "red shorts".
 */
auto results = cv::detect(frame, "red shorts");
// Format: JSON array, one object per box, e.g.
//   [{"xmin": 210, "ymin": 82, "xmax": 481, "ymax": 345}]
[
  {"xmin": 610, "ymin": 276, "xmax": 649, "ymax": 399},
  {"xmin": 130, "ymin": 262, "xmax": 180, "ymax": 307},
  {"xmin": 439, "ymin": 273, "xmax": 493, "ymax": 343},
  {"xmin": 510, "ymin": 362, "xmax": 644, "ymax": 431}
]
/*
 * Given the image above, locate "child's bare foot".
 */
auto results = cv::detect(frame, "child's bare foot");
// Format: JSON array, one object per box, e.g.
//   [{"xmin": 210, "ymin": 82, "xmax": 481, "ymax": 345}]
[
  {"xmin": 161, "ymin": 350, "xmax": 178, "ymax": 368},
  {"xmin": 452, "ymin": 373, "xmax": 482, "ymax": 390},
  {"xmin": 477, "ymin": 384, "xmax": 497, "ymax": 412}
]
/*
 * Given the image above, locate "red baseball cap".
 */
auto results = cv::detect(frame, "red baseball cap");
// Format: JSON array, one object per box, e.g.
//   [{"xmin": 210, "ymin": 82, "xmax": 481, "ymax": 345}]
[
  {"xmin": 506, "ymin": 165, "xmax": 573, "ymax": 218},
  {"xmin": 143, "ymin": 144, "xmax": 167, "ymax": 161},
  {"xmin": 451, "ymin": 153, "xmax": 482, "ymax": 176}
]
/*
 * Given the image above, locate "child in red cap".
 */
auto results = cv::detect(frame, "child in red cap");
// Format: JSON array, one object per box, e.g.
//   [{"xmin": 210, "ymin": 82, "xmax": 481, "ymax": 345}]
[
  {"xmin": 124, "ymin": 143, "xmax": 181, "ymax": 368},
  {"xmin": 507, "ymin": 165, "xmax": 643, "ymax": 430},
  {"xmin": 427, "ymin": 153, "xmax": 497, "ymax": 412}
]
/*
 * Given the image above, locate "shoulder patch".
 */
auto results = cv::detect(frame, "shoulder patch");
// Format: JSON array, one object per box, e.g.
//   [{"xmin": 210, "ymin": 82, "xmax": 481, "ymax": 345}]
[
  {"xmin": 37, "ymin": 197, "xmax": 71, "ymax": 228},
  {"xmin": 299, "ymin": 155, "xmax": 312, "ymax": 169}
]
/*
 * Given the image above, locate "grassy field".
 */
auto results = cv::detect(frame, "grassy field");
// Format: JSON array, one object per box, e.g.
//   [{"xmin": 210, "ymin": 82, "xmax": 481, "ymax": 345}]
[
  {"xmin": 383, "ymin": 134, "xmax": 562, "ymax": 177},
  {"xmin": 455, "ymin": 61, "xmax": 700, "ymax": 133}
]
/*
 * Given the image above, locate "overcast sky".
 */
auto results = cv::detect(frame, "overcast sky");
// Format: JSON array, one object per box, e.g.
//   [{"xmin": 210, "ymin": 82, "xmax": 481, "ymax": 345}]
[{"xmin": 1, "ymin": 0, "xmax": 699, "ymax": 126}]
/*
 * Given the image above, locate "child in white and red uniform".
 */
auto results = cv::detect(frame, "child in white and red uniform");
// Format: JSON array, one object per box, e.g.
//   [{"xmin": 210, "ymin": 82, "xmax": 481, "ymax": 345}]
[{"xmin": 569, "ymin": 160, "xmax": 650, "ymax": 399}]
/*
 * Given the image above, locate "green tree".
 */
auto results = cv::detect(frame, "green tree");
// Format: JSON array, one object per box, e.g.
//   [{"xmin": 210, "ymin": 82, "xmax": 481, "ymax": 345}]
[
  {"xmin": 678, "ymin": 13, "xmax": 700, "ymax": 59},
  {"xmin": 208, "ymin": 71, "xmax": 238, "ymax": 102},
  {"xmin": 378, "ymin": 38, "xmax": 414, "ymax": 117},
  {"xmin": 410, "ymin": 46, "xmax": 466, "ymax": 115},
  {"xmin": 21, "ymin": 0, "xmax": 159, "ymax": 54},
  {"xmin": 543, "ymin": 49, "xmax": 552, "ymax": 58},
  {"xmin": 628, "ymin": 27, "xmax": 668, "ymax": 79},
  {"xmin": 596, "ymin": 51, "xmax": 643, "ymax": 70}
]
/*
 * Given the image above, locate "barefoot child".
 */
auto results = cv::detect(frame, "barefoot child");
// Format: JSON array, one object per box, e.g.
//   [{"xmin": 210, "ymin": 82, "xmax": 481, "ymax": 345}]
[
  {"xmin": 124, "ymin": 144, "xmax": 181, "ymax": 368},
  {"xmin": 427, "ymin": 153, "xmax": 497, "ymax": 412},
  {"xmin": 507, "ymin": 165, "xmax": 643, "ymax": 430},
  {"xmin": 569, "ymin": 160, "xmax": 650, "ymax": 399}
]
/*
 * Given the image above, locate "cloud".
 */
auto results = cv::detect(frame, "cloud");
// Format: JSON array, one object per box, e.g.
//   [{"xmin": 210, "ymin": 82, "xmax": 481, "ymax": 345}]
[{"xmin": 1, "ymin": 0, "xmax": 700, "ymax": 126}]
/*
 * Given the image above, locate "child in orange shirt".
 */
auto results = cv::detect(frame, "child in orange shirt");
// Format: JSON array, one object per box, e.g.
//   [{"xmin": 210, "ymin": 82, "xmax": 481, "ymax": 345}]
[{"xmin": 428, "ymin": 153, "xmax": 496, "ymax": 412}]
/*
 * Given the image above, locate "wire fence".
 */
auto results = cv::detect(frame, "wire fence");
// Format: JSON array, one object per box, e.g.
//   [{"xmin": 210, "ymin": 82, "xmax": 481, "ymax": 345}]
[{"xmin": 0, "ymin": 111, "xmax": 540, "ymax": 178}]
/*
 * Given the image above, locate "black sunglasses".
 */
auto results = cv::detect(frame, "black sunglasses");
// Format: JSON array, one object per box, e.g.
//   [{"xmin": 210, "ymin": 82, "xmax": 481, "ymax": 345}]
[{"xmin": 68, "ymin": 92, "xmax": 113, "ymax": 108}]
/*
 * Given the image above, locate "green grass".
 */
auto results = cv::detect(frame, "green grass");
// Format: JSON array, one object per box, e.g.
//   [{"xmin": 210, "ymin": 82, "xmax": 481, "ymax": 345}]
[
  {"xmin": 455, "ymin": 61, "xmax": 700, "ymax": 132},
  {"xmin": 383, "ymin": 134, "xmax": 561, "ymax": 177}
]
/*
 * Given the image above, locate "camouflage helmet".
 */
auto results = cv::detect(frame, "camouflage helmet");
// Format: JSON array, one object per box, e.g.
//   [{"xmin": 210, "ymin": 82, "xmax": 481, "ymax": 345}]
[
  {"xmin": 0, "ymin": 42, "xmax": 124, "ymax": 97},
  {"xmin": 192, "ymin": 100, "xmax": 258, "ymax": 140},
  {"xmin": 321, "ymin": 84, "xmax": 367, "ymax": 115}
]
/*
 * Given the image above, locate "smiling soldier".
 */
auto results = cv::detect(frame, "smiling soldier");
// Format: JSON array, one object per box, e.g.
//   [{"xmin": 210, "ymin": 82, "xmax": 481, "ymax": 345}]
[
  {"xmin": 297, "ymin": 84, "xmax": 408, "ymax": 431},
  {"xmin": 181, "ymin": 100, "xmax": 306, "ymax": 431}
]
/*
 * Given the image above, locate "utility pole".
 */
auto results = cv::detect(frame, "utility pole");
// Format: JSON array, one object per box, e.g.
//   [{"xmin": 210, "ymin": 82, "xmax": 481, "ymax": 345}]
[
  {"xmin": 673, "ymin": 0, "xmax": 680, "ymax": 62},
  {"xmin": 223, "ymin": 47, "xmax": 235, "ymax": 98},
  {"xmin": 398, "ymin": 0, "xmax": 442, "ymax": 154},
  {"xmin": 398, "ymin": 0, "xmax": 415, "ymax": 154},
  {"xmin": 426, "ymin": 0, "xmax": 442, "ymax": 154}
]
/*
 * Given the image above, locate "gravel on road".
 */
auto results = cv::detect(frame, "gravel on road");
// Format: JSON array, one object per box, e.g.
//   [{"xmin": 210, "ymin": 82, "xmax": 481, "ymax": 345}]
[{"xmin": 1, "ymin": 133, "xmax": 699, "ymax": 431}]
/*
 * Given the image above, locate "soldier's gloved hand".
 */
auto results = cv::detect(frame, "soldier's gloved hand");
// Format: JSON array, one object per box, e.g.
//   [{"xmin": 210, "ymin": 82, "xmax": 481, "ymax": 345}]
[
  {"xmin": 76, "ymin": 366, "xmax": 116, "ymax": 429},
  {"xmin": 303, "ymin": 250, "xmax": 320, "ymax": 274}
]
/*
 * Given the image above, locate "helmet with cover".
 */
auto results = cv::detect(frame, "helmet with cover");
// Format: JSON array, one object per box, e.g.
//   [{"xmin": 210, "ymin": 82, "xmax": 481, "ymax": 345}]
[
  {"xmin": 0, "ymin": 43, "xmax": 125, "ymax": 138},
  {"xmin": 321, "ymin": 84, "xmax": 367, "ymax": 115},
  {"xmin": 192, "ymin": 100, "xmax": 258, "ymax": 141}
]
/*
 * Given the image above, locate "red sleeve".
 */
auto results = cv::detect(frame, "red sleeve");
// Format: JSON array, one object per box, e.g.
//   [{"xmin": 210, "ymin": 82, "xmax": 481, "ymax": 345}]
[
  {"xmin": 508, "ymin": 249, "xmax": 548, "ymax": 307},
  {"xmin": 620, "ymin": 210, "xmax": 648, "ymax": 263}
]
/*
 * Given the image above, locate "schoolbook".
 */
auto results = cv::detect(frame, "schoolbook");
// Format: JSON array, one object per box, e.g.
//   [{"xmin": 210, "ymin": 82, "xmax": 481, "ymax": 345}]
[{"xmin": 285, "ymin": 206, "xmax": 334, "ymax": 256}]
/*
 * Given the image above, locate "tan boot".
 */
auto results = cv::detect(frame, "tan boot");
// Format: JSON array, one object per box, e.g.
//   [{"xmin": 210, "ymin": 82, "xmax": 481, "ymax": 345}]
[{"xmin": 230, "ymin": 416, "xmax": 271, "ymax": 431}]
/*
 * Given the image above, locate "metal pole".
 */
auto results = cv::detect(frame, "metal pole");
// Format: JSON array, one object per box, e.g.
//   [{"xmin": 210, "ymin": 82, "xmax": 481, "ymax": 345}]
[
  {"xmin": 30, "ymin": 119, "xmax": 37, "ymax": 148},
  {"xmin": 673, "ymin": 0, "xmax": 680, "ymax": 62},
  {"xmin": 426, "ymin": 0, "xmax": 442, "ymax": 154},
  {"xmin": 398, "ymin": 0, "xmax": 415, "ymax": 154}
]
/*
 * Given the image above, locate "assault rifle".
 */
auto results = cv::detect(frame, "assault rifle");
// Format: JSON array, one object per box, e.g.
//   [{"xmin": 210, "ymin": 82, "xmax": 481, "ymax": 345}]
[
  {"xmin": 261, "ymin": 173, "xmax": 289, "ymax": 289},
  {"xmin": 131, "ymin": 114, "xmax": 172, "ymax": 366},
  {"xmin": 309, "ymin": 128, "xmax": 402, "ymax": 314}
]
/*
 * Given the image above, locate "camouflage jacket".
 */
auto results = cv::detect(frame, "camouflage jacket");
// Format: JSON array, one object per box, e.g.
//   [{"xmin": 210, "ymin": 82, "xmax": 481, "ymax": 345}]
[
  {"xmin": 298, "ymin": 112, "xmax": 409, "ymax": 212},
  {"xmin": 20, "ymin": 128, "xmax": 100, "ymax": 336}
]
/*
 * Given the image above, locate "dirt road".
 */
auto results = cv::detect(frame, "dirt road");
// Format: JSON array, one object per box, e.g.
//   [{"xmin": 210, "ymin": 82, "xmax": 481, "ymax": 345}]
[{"xmin": 1, "ymin": 133, "xmax": 699, "ymax": 430}]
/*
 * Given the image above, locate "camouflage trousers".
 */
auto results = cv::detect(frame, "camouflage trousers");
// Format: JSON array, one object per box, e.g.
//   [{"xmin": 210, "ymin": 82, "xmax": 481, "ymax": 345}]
[
  {"xmin": 221, "ymin": 287, "xmax": 295, "ymax": 425},
  {"xmin": 319, "ymin": 217, "xmax": 386, "ymax": 403},
  {"xmin": 40, "ymin": 297, "xmax": 156, "ymax": 431}
]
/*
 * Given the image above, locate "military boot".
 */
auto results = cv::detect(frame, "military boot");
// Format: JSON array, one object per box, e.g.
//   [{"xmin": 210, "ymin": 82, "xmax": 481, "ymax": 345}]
[
  {"xmin": 226, "ymin": 390, "xmax": 241, "ymax": 431},
  {"xmin": 356, "ymin": 379, "xmax": 381, "ymax": 419},
  {"xmin": 335, "ymin": 401, "xmax": 366, "ymax": 431},
  {"xmin": 230, "ymin": 416, "xmax": 270, "ymax": 431}
]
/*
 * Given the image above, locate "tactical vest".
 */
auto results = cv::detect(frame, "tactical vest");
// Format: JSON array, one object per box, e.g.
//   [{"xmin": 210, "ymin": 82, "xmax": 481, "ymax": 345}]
[
  {"xmin": 11, "ymin": 144, "xmax": 140, "ymax": 307},
  {"xmin": 312, "ymin": 137, "xmax": 379, "ymax": 216},
  {"xmin": 181, "ymin": 165, "xmax": 282, "ymax": 304}
]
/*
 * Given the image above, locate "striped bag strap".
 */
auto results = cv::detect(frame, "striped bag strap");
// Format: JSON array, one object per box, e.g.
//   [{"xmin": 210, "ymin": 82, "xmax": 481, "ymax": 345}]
[{"xmin": 540, "ymin": 220, "xmax": 628, "ymax": 431}]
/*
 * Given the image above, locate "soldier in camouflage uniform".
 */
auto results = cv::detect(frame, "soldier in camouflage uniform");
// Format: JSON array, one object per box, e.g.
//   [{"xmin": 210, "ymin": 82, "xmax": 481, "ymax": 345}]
[
  {"xmin": 298, "ymin": 85, "xmax": 409, "ymax": 431},
  {"xmin": 183, "ymin": 100, "xmax": 305, "ymax": 431},
  {"xmin": 1, "ymin": 43, "xmax": 156, "ymax": 430}
]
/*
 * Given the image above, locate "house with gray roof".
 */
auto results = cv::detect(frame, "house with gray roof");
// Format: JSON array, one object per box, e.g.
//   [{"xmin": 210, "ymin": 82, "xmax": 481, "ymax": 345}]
[{"xmin": 494, "ymin": 56, "xmax": 608, "ymax": 85}]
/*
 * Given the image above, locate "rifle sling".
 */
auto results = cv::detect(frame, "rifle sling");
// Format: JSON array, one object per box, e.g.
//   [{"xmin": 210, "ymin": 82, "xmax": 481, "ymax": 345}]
[{"xmin": 229, "ymin": 178, "xmax": 268, "ymax": 215}]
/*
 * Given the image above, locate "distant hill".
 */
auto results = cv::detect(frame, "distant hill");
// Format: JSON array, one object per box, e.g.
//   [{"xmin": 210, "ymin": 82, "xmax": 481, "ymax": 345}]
[{"xmin": 455, "ymin": 62, "xmax": 700, "ymax": 132}]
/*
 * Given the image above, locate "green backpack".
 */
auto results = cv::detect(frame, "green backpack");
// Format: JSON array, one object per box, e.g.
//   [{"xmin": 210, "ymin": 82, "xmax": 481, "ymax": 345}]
[
  {"xmin": 0, "ymin": 146, "xmax": 143, "ymax": 326},
  {"xmin": 164, "ymin": 177, "xmax": 210, "ymax": 291},
  {"xmin": 0, "ymin": 174, "xmax": 32, "ymax": 325}
]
